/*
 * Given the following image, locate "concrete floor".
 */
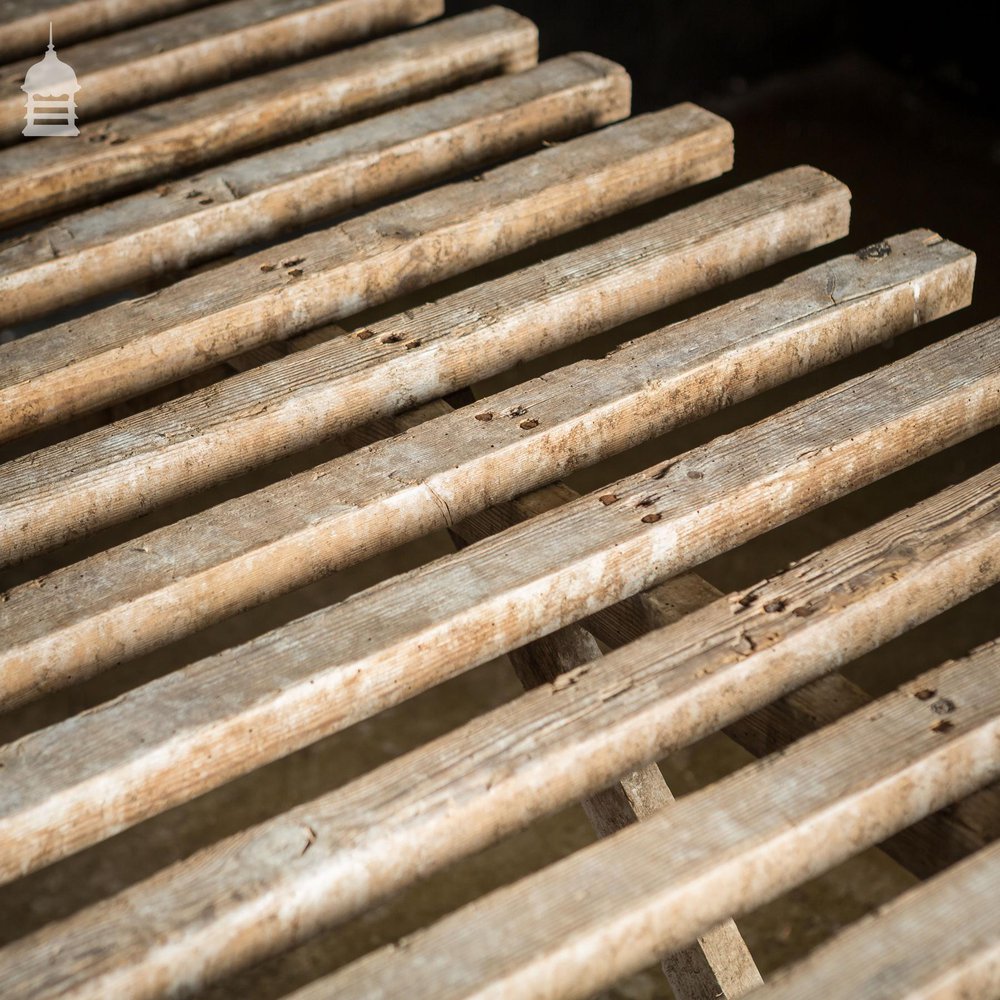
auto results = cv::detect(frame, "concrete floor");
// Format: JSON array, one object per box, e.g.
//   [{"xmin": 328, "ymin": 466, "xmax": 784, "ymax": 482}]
[{"xmin": 0, "ymin": 53, "xmax": 998, "ymax": 998}]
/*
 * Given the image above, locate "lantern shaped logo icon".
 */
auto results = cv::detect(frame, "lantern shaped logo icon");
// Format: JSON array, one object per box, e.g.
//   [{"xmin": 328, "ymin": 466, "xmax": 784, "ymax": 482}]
[{"xmin": 22, "ymin": 24, "xmax": 80, "ymax": 137}]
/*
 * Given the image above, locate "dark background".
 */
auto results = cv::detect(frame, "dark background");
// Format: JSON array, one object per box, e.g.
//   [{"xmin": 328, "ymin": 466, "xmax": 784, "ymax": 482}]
[{"xmin": 448, "ymin": 1, "xmax": 998, "ymax": 116}]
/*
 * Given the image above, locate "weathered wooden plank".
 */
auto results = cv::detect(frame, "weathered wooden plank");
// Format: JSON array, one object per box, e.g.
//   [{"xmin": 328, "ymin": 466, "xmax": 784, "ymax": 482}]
[
  {"xmin": 452, "ymin": 427, "xmax": 1000, "ymax": 885},
  {"xmin": 0, "ymin": 166, "xmax": 851, "ymax": 561},
  {"xmin": 2, "ymin": 477, "xmax": 998, "ymax": 1000},
  {"xmin": 725, "ymin": 668, "xmax": 1000, "ymax": 881},
  {"xmin": 0, "ymin": 6, "xmax": 538, "ymax": 227},
  {"xmin": 0, "ymin": 0, "xmax": 444, "ymax": 145},
  {"xmin": 462, "ymin": 482, "xmax": 1000, "ymax": 884},
  {"xmin": 297, "ymin": 639, "xmax": 1000, "ymax": 1000},
  {"xmin": 0, "ymin": 0, "xmax": 214, "ymax": 64},
  {"xmin": 0, "ymin": 321, "xmax": 995, "ymax": 886},
  {"xmin": 447, "ymin": 402, "xmax": 763, "ymax": 999},
  {"xmin": 745, "ymin": 841, "xmax": 1000, "ymax": 1000},
  {"xmin": 1, "ymin": 231, "xmax": 965, "ymax": 704},
  {"xmin": 0, "ymin": 55, "xmax": 631, "ymax": 325},
  {"xmin": 0, "ymin": 106, "xmax": 731, "ymax": 442}
]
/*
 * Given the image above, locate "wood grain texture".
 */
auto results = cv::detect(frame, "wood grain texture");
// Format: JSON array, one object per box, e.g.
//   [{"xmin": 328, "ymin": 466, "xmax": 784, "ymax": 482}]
[
  {"xmin": 2, "ymin": 230, "xmax": 965, "ymax": 705},
  {"xmin": 725, "ymin": 667, "xmax": 1000, "ymax": 882},
  {"xmin": 0, "ymin": 6, "xmax": 538, "ymax": 226},
  {"xmin": 0, "ymin": 166, "xmax": 850, "ymax": 572},
  {"xmin": 744, "ymin": 840, "xmax": 1000, "ymax": 1000},
  {"xmin": 454, "ymin": 414, "xmax": 1000, "ymax": 885},
  {"xmin": 0, "ymin": 55, "xmax": 631, "ymax": 325},
  {"xmin": 467, "ymin": 548, "xmax": 763, "ymax": 998},
  {"xmin": 0, "ymin": 0, "xmax": 444, "ymax": 145},
  {"xmin": 0, "ymin": 0, "xmax": 215, "ymax": 63},
  {"xmin": 299, "ymin": 639, "xmax": 1000, "ymax": 1000},
  {"xmin": 0, "ymin": 321, "xmax": 996, "ymax": 887},
  {"xmin": 0, "ymin": 106, "xmax": 731, "ymax": 442},
  {"xmin": 3, "ymin": 475, "xmax": 997, "ymax": 1000}
]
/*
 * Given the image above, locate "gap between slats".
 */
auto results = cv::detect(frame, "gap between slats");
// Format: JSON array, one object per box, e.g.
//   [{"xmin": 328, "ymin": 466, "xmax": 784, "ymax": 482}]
[
  {"xmin": 297, "ymin": 638, "xmax": 1000, "ymax": 1000},
  {"xmin": 0, "ymin": 54, "xmax": 630, "ymax": 325}
]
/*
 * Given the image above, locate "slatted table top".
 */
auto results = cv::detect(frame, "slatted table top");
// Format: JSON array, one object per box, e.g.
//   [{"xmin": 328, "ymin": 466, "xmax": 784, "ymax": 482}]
[{"xmin": 0, "ymin": 3, "xmax": 997, "ymax": 999}]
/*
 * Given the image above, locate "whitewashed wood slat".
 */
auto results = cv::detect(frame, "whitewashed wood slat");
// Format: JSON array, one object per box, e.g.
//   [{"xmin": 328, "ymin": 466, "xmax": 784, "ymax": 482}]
[
  {"xmin": 2, "ymin": 473, "xmax": 998, "ymax": 1000},
  {"xmin": 0, "ymin": 6, "xmax": 539, "ymax": 227},
  {"xmin": 294, "ymin": 638, "xmax": 1000, "ymax": 1000},
  {"xmin": 0, "ymin": 0, "xmax": 444, "ymax": 145},
  {"xmin": 0, "ymin": 0, "xmax": 214, "ymax": 63},
  {"xmin": 744, "ymin": 841, "xmax": 1000, "ymax": 1000},
  {"xmin": 320, "ymin": 394, "xmax": 756, "ymax": 1000},
  {"xmin": 0, "ymin": 164, "xmax": 856, "ymax": 567},
  {"xmin": 448, "ymin": 418, "xmax": 764, "ymax": 1000},
  {"xmin": 0, "ymin": 106, "xmax": 733, "ymax": 442},
  {"xmin": 1, "ymin": 231, "xmax": 967, "ymax": 704},
  {"xmin": 0, "ymin": 55, "xmax": 631, "ymax": 325},
  {"xmin": 0, "ymin": 320, "xmax": 996, "ymax": 886}
]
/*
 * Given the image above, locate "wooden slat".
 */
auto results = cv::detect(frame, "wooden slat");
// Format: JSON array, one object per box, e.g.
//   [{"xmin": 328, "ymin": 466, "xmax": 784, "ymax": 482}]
[
  {"xmin": 490, "ymin": 498, "xmax": 1000, "ymax": 882},
  {"xmin": 2, "ymin": 477, "xmax": 997, "ymax": 1000},
  {"xmin": 0, "ymin": 106, "xmax": 730, "ymax": 442},
  {"xmin": 0, "ymin": 55, "xmax": 631, "ymax": 325},
  {"xmin": 0, "ymin": 164, "xmax": 858, "ymax": 568},
  {"xmin": 2, "ymin": 230, "xmax": 963, "ymax": 704},
  {"xmin": 0, "ymin": 0, "xmax": 443, "ymax": 145},
  {"xmin": 441, "ymin": 406, "xmax": 763, "ymax": 999},
  {"xmin": 451, "ymin": 423, "xmax": 1000, "ymax": 886},
  {"xmin": 0, "ymin": 0, "xmax": 214, "ymax": 63},
  {"xmin": 0, "ymin": 6, "xmax": 538, "ymax": 227},
  {"xmin": 725, "ymin": 666, "xmax": 1000, "ymax": 880},
  {"xmin": 297, "ymin": 640, "xmax": 1000, "ymax": 1000},
  {"xmin": 745, "ymin": 842, "xmax": 1000, "ymax": 1000},
  {"xmin": 0, "ymin": 321, "xmax": 996, "ymax": 885}
]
